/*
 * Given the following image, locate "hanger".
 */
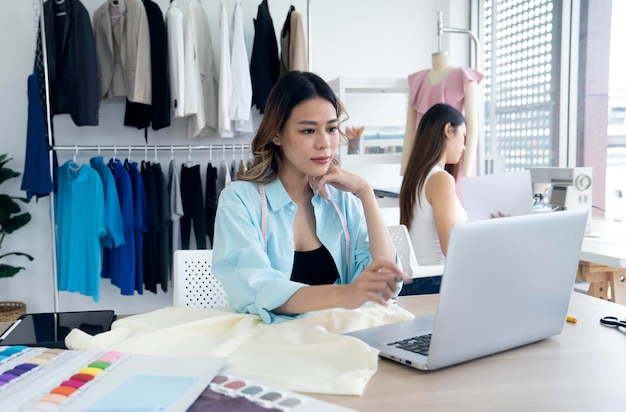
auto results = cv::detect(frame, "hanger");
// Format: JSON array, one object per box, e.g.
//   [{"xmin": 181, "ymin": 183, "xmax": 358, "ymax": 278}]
[
  {"xmin": 112, "ymin": 145, "xmax": 118, "ymax": 162},
  {"xmin": 69, "ymin": 145, "xmax": 82, "ymax": 172},
  {"xmin": 185, "ymin": 145, "xmax": 194, "ymax": 167},
  {"xmin": 127, "ymin": 145, "xmax": 132, "ymax": 162},
  {"xmin": 54, "ymin": 0, "xmax": 67, "ymax": 17},
  {"xmin": 97, "ymin": 144, "xmax": 101, "ymax": 156},
  {"xmin": 144, "ymin": 145, "xmax": 149, "ymax": 163},
  {"xmin": 170, "ymin": 145, "xmax": 174, "ymax": 160},
  {"xmin": 154, "ymin": 146, "xmax": 158, "ymax": 163},
  {"xmin": 109, "ymin": 0, "xmax": 121, "ymax": 23}
]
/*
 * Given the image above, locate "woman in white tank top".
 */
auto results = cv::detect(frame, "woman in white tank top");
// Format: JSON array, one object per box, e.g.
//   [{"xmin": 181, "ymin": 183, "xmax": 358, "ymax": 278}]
[{"xmin": 398, "ymin": 103, "xmax": 469, "ymax": 295}]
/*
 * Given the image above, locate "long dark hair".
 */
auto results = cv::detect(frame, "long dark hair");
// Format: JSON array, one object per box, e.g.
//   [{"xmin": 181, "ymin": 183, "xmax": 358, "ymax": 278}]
[
  {"xmin": 399, "ymin": 103, "xmax": 465, "ymax": 229},
  {"xmin": 239, "ymin": 71, "xmax": 347, "ymax": 182}
]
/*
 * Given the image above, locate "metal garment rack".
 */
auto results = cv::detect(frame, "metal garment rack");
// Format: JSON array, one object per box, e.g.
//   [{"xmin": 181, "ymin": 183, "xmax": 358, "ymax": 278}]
[{"xmin": 52, "ymin": 143, "xmax": 252, "ymax": 161}]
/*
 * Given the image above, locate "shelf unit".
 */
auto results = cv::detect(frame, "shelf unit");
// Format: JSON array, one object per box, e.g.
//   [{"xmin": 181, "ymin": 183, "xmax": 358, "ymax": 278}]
[{"xmin": 329, "ymin": 76, "xmax": 409, "ymax": 169}]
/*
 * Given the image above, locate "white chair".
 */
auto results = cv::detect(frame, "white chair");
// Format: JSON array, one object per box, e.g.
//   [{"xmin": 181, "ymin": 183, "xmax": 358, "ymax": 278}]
[
  {"xmin": 172, "ymin": 250, "xmax": 229, "ymax": 308},
  {"xmin": 387, "ymin": 224, "xmax": 444, "ymax": 278}
]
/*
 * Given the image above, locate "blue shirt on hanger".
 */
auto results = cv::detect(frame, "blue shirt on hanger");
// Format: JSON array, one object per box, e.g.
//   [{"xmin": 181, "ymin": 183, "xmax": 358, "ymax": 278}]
[{"xmin": 55, "ymin": 161, "xmax": 106, "ymax": 301}]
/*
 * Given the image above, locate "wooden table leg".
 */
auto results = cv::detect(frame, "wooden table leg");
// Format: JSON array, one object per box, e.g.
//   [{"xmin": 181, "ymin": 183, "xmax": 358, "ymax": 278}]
[
  {"xmin": 578, "ymin": 261, "xmax": 626, "ymax": 305},
  {"xmin": 610, "ymin": 270, "xmax": 626, "ymax": 304}
]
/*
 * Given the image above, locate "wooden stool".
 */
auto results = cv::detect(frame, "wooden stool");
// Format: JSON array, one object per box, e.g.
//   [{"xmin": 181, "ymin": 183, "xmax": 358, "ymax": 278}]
[{"xmin": 576, "ymin": 261, "xmax": 626, "ymax": 304}]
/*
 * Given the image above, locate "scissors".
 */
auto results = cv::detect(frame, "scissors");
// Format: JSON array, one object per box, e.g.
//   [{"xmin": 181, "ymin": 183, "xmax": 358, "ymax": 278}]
[{"xmin": 600, "ymin": 316, "xmax": 626, "ymax": 330}]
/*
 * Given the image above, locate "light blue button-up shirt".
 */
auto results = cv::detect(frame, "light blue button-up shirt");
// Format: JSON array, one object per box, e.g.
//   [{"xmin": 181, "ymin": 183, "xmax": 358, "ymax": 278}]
[{"xmin": 212, "ymin": 178, "xmax": 394, "ymax": 324}]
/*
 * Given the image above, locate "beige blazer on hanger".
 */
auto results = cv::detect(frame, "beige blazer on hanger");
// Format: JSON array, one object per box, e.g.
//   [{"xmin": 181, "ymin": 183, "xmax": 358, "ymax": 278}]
[{"xmin": 93, "ymin": 0, "xmax": 152, "ymax": 104}]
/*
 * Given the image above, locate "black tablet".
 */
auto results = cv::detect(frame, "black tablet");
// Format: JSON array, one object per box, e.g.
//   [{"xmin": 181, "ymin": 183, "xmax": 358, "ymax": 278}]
[{"xmin": 0, "ymin": 310, "xmax": 116, "ymax": 348}]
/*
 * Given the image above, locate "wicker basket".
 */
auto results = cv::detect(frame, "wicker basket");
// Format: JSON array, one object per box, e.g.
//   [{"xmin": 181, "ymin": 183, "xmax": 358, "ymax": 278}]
[{"xmin": 0, "ymin": 301, "xmax": 26, "ymax": 322}]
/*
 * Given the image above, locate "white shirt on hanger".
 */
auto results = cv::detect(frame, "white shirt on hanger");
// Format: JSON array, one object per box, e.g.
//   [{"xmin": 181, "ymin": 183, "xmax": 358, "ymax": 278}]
[
  {"xmin": 166, "ymin": 0, "xmax": 185, "ymax": 118},
  {"xmin": 218, "ymin": 0, "xmax": 234, "ymax": 137},
  {"xmin": 184, "ymin": 0, "xmax": 218, "ymax": 138},
  {"xmin": 229, "ymin": 0, "xmax": 253, "ymax": 133}
]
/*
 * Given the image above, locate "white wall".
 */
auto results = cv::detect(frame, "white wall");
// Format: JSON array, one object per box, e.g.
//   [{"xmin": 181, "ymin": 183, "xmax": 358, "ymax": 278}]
[{"xmin": 0, "ymin": 0, "xmax": 471, "ymax": 315}]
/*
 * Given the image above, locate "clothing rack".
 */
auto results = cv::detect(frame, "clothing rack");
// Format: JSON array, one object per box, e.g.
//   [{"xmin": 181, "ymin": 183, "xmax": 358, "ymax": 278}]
[
  {"xmin": 53, "ymin": 143, "xmax": 252, "ymax": 157},
  {"xmin": 39, "ymin": 0, "xmax": 60, "ymax": 325},
  {"xmin": 37, "ymin": 0, "xmax": 311, "ymax": 315}
]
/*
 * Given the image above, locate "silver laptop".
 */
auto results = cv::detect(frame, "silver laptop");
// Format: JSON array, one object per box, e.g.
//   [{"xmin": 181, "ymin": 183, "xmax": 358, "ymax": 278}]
[{"xmin": 345, "ymin": 209, "xmax": 588, "ymax": 371}]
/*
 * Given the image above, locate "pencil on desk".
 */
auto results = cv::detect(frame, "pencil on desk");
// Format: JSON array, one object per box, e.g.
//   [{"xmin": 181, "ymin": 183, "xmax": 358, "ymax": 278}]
[{"xmin": 566, "ymin": 316, "xmax": 577, "ymax": 323}]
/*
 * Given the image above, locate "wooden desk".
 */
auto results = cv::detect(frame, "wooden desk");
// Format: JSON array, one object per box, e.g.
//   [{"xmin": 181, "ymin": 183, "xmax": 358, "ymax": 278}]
[
  {"xmin": 577, "ymin": 218, "xmax": 626, "ymax": 304},
  {"xmin": 3, "ymin": 294, "xmax": 625, "ymax": 411},
  {"xmin": 312, "ymin": 292, "xmax": 626, "ymax": 412}
]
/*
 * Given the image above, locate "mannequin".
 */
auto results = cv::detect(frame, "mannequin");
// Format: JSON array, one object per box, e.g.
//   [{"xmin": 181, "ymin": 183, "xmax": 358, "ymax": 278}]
[{"xmin": 401, "ymin": 51, "xmax": 482, "ymax": 178}]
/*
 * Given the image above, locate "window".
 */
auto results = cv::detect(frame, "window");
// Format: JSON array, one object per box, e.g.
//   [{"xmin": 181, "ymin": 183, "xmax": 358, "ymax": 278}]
[{"xmin": 482, "ymin": 0, "xmax": 559, "ymax": 171}]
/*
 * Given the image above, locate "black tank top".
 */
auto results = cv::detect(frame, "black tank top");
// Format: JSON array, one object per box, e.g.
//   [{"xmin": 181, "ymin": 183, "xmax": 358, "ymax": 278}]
[{"xmin": 291, "ymin": 245, "xmax": 340, "ymax": 285}]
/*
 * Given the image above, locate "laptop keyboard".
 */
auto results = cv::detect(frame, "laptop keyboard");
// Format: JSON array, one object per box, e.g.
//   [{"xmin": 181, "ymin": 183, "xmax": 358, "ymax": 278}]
[{"xmin": 387, "ymin": 334, "xmax": 432, "ymax": 356}]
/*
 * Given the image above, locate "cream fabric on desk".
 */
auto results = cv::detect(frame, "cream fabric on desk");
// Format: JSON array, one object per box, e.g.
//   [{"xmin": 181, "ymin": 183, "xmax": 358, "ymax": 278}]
[{"xmin": 65, "ymin": 301, "xmax": 414, "ymax": 396}]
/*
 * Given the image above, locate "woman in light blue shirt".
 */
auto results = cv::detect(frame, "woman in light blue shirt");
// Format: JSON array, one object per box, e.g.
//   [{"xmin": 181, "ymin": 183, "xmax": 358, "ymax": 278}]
[{"xmin": 212, "ymin": 71, "xmax": 404, "ymax": 323}]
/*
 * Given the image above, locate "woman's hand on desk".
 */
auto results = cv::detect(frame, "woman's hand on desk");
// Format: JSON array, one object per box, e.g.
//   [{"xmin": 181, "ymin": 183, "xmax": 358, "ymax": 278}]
[{"xmin": 341, "ymin": 258, "xmax": 406, "ymax": 308}]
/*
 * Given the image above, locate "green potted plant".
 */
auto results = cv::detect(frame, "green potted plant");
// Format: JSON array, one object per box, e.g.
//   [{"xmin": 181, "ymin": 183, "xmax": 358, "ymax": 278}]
[{"xmin": 0, "ymin": 153, "xmax": 33, "ymax": 321}]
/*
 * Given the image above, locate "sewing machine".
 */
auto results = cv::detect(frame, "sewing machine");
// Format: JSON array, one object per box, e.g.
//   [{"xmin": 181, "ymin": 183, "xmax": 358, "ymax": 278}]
[{"xmin": 527, "ymin": 167, "xmax": 593, "ymax": 218}]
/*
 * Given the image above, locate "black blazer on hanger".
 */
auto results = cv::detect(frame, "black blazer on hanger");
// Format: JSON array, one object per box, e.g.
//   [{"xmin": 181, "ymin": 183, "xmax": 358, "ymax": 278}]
[
  {"xmin": 43, "ymin": 0, "xmax": 99, "ymax": 126},
  {"xmin": 124, "ymin": 0, "xmax": 171, "ymax": 132},
  {"xmin": 250, "ymin": 0, "xmax": 280, "ymax": 113}
]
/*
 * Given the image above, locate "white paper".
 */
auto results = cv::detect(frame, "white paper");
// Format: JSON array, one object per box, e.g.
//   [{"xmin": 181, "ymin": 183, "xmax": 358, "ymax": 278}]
[{"xmin": 460, "ymin": 170, "xmax": 534, "ymax": 220}]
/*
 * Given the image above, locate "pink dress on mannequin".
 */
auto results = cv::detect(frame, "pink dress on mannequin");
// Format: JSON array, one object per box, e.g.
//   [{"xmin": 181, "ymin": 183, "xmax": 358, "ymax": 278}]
[
  {"xmin": 407, "ymin": 67, "xmax": 483, "ymax": 122},
  {"xmin": 401, "ymin": 67, "xmax": 484, "ymax": 182}
]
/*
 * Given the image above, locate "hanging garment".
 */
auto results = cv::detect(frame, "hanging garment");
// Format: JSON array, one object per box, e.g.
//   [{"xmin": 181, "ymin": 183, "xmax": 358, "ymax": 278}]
[
  {"xmin": 152, "ymin": 162, "xmax": 171, "ymax": 292},
  {"xmin": 204, "ymin": 162, "xmax": 218, "ymax": 248},
  {"xmin": 280, "ymin": 6, "xmax": 308, "ymax": 76},
  {"xmin": 90, "ymin": 156, "xmax": 125, "ymax": 249},
  {"xmin": 126, "ymin": 159, "xmax": 147, "ymax": 294},
  {"xmin": 217, "ymin": 0, "xmax": 234, "ymax": 137},
  {"xmin": 230, "ymin": 0, "xmax": 253, "ymax": 133},
  {"xmin": 43, "ymin": 0, "xmax": 99, "ymax": 126},
  {"xmin": 230, "ymin": 159, "xmax": 237, "ymax": 182},
  {"xmin": 103, "ymin": 159, "xmax": 136, "ymax": 295},
  {"xmin": 93, "ymin": 0, "xmax": 152, "ymax": 104},
  {"xmin": 216, "ymin": 159, "xmax": 232, "ymax": 198},
  {"xmin": 168, "ymin": 158, "xmax": 184, "ymax": 255},
  {"xmin": 124, "ymin": 0, "xmax": 171, "ymax": 132},
  {"xmin": 250, "ymin": 0, "xmax": 280, "ymax": 113},
  {"xmin": 184, "ymin": 0, "xmax": 218, "ymax": 138},
  {"xmin": 55, "ymin": 161, "xmax": 106, "ymax": 301},
  {"xmin": 141, "ymin": 161, "xmax": 159, "ymax": 293},
  {"xmin": 180, "ymin": 163, "xmax": 207, "ymax": 249},
  {"xmin": 22, "ymin": 65, "xmax": 53, "ymax": 200},
  {"xmin": 166, "ymin": 0, "xmax": 185, "ymax": 118}
]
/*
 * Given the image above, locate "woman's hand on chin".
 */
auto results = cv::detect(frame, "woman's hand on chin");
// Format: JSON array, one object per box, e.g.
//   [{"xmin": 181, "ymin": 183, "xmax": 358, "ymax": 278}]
[{"xmin": 312, "ymin": 166, "xmax": 370, "ymax": 200}]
